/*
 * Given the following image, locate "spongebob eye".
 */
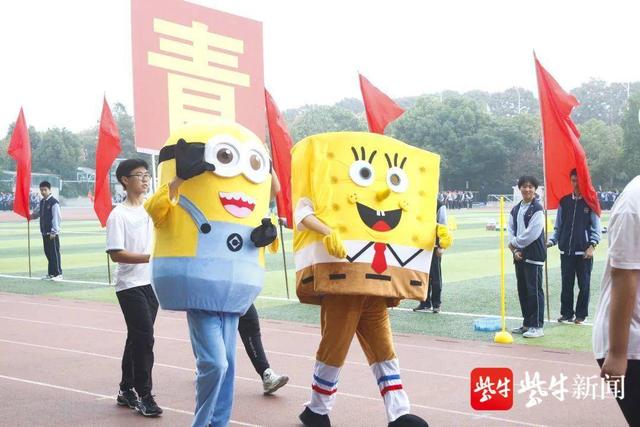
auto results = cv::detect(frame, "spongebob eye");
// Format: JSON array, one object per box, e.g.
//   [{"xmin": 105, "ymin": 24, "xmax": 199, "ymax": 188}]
[
  {"xmin": 349, "ymin": 160, "xmax": 375, "ymax": 187},
  {"xmin": 387, "ymin": 167, "xmax": 408, "ymax": 193}
]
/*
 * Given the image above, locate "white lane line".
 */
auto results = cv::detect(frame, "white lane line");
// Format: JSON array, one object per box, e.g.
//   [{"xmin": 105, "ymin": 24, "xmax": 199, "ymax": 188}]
[
  {"xmin": 0, "ymin": 276, "xmax": 594, "ymax": 325},
  {"xmin": 0, "ymin": 373, "xmax": 260, "ymax": 426},
  {"xmin": 0, "ymin": 317, "xmax": 466, "ymax": 381},
  {"xmin": 0, "ymin": 302, "xmax": 596, "ymax": 369},
  {"xmin": 0, "ymin": 338, "xmax": 543, "ymax": 427}
]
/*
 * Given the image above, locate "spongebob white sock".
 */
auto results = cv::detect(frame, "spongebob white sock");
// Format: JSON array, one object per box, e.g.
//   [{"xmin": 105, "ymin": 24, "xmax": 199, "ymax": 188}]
[
  {"xmin": 306, "ymin": 360, "xmax": 340, "ymax": 415},
  {"xmin": 372, "ymin": 359, "xmax": 410, "ymax": 422}
]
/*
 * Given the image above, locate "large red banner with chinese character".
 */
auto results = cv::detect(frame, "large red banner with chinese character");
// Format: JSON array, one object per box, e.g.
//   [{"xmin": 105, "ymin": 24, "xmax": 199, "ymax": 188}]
[{"xmin": 131, "ymin": 0, "xmax": 264, "ymax": 153}]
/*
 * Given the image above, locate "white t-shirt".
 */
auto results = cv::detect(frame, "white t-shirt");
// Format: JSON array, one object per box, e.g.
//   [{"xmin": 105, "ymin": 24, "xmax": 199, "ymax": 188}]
[
  {"xmin": 593, "ymin": 176, "xmax": 640, "ymax": 360},
  {"xmin": 106, "ymin": 203, "xmax": 153, "ymax": 292}
]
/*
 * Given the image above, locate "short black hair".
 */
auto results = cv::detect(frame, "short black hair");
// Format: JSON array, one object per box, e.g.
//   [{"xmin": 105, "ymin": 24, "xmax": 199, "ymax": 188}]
[
  {"xmin": 116, "ymin": 159, "xmax": 149, "ymax": 190},
  {"xmin": 517, "ymin": 175, "xmax": 539, "ymax": 189},
  {"xmin": 569, "ymin": 168, "xmax": 577, "ymax": 178},
  {"xmin": 39, "ymin": 181, "xmax": 51, "ymax": 189}
]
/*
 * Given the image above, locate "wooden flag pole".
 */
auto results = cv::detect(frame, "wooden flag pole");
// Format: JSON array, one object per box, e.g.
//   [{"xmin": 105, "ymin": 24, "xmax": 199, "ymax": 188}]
[
  {"xmin": 543, "ymin": 207, "xmax": 551, "ymax": 322},
  {"xmin": 107, "ymin": 253, "xmax": 112, "ymax": 284},
  {"xmin": 278, "ymin": 219, "xmax": 290, "ymax": 299},
  {"xmin": 27, "ymin": 219, "xmax": 32, "ymax": 277}
]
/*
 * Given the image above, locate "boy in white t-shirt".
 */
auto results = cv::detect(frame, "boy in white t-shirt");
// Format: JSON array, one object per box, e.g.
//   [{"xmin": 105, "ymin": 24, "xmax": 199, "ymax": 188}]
[
  {"xmin": 593, "ymin": 175, "xmax": 640, "ymax": 426},
  {"xmin": 106, "ymin": 159, "xmax": 162, "ymax": 418}
]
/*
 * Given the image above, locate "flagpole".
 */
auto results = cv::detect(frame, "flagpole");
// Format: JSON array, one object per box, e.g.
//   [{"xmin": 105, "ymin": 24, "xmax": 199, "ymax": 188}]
[
  {"xmin": 278, "ymin": 218, "xmax": 290, "ymax": 299},
  {"xmin": 27, "ymin": 218, "xmax": 32, "ymax": 277},
  {"xmin": 540, "ymin": 135, "xmax": 551, "ymax": 323},
  {"xmin": 150, "ymin": 154, "xmax": 157, "ymax": 193},
  {"xmin": 107, "ymin": 253, "xmax": 112, "ymax": 284}
]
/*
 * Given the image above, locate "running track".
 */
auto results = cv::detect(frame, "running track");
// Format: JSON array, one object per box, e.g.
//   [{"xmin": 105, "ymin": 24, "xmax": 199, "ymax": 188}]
[{"xmin": 0, "ymin": 293, "xmax": 625, "ymax": 426}]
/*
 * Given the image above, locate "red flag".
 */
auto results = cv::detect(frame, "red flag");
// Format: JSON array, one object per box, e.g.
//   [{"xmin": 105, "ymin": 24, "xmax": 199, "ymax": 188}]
[
  {"xmin": 359, "ymin": 73, "xmax": 405, "ymax": 134},
  {"xmin": 7, "ymin": 108, "xmax": 32, "ymax": 220},
  {"xmin": 265, "ymin": 89, "xmax": 293, "ymax": 228},
  {"xmin": 534, "ymin": 55, "xmax": 601, "ymax": 216},
  {"xmin": 93, "ymin": 97, "xmax": 121, "ymax": 227}
]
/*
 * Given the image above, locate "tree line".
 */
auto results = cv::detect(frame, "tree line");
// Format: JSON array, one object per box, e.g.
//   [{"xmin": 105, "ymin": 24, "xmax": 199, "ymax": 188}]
[{"xmin": 1, "ymin": 79, "xmax": 639, "ymax": 199}]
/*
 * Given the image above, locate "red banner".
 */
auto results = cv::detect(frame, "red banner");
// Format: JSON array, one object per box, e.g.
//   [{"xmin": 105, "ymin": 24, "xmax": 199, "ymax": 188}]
[
  {"xmin": 7, "ymin": 108, "xmax": 32, "ymax": 220},
  {"xmin": 131, "ymin": 0, "xmax": 264, "ymax": 152},
  {"xmin": 94, "ymin": 98, "xmax": 121, "ymax": 227},
  {"xmin": 534, "ymin": 55, "xmax": 600, "ymax": 215},
  {"xmin": 265, "ymin": 89, "xmax": 293, "ymax": 227}
]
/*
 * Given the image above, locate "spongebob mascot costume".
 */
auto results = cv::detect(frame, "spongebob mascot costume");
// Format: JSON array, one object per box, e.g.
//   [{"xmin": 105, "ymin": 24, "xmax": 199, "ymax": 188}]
[
  {"xmin": 145, "ymin": 122, "xmax": 277, "ymax": 427},
  {"xmin": 293, "ymin": 132, "xmax": 452, "ymax": 427}
]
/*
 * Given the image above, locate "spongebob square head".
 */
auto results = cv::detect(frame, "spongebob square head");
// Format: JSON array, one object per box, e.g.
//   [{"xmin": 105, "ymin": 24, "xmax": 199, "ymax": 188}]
[{"xmin": 292, "ymin": 132, "xmax": 440, "ymax": 304}]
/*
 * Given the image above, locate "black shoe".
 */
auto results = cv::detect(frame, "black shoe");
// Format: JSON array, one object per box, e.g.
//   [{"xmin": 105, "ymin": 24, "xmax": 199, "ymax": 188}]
[
  {"xmin": 412, "ymin": 303, "xmax": 431, "ymax": 312},
  {"xmin": 388, "ymin": 414, "xmax": 429, "ymax": 427},
  {"xmin": 136, "ymin": 394, "xmax": 163, "ymax": 417},
  {"xmin": 574, "ymin": 317, "xmax": 585, "ymax": 325},
  {"xmin": 557, "ymin": 315, "xmax": 574, "ymax": 323},
  {"xmin": 299, "ymin": 407, "xmax": 331, "ymax": 427},
  {"xmin": 432, "ymin": 306, "xmax": 440, "ymax": 314},
  {"xmin": 116, "ymin": 388, "xmax": 138, "ymax": 409}
]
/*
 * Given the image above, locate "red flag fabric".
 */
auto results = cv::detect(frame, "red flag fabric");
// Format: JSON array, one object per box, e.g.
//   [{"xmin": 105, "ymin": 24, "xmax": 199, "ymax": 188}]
[
  {"xmin": 93, "ymin": 97, "xmax": 121, "ymax": 227},
  {"xmin": 359, "ymin": 73, "xmax": 405, "ymax": 134},
  {"xmin": 7, "ymin": 108, "xmax": 32, "ymax": 220},
  {"xmin": 534, "ymin": 55, "xmax": 601, "ymax": 216},
  {"xmin": 264, "ymin": 89, "xmax": 293, "ymax": 228}
]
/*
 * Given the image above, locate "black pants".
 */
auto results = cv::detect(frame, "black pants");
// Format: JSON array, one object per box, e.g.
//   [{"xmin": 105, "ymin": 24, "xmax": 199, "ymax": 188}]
[
  {"xmin": 560, "ymin": 254, "xmax": 592, "ymax": 319},
  {"xmin": 597, "ymin": 359, "xmax": 640, "ymax": 426},
  {"xmin": 42, "ymin": 234, "xmax": 62, "ymax": 277},
  {"xmin": 515, "ymin": 261, "xmax": 544, "ymax": 328},
  {"xmin": 238, "ymin": 304, "xmax": 270, "ymax": 377},
  {"xmin": 424, "ymin": 250, "xmax": 442, "ymax": 308},
  {"xmin": 116, "ymin": 284, "xmax": 158, "ymax": 396}
]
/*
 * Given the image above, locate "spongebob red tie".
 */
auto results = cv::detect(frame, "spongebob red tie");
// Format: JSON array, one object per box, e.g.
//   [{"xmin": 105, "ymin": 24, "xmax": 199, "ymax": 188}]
[{"xmin": 371, "ymin": 242, "xmax": 388, "ymax": 274}]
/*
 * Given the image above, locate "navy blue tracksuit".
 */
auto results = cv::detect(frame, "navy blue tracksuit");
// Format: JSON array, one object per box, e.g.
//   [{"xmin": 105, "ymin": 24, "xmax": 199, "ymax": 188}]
[{"xmin": 549, "ymin": 195, "xmax": 601, "ymax": 319}]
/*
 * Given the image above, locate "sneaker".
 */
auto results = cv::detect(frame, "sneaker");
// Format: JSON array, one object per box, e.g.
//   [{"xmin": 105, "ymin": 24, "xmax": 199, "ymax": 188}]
[
  {"xmin": 388, "ymin": 413, "xmax": 429, "ymax": 427},
  {"xmin": 523, "ymin": 327, "xmax": 544, "ymax": 338},
  {"xmin": 116, "ymin": 388, "xmax": 138, "ymax": 409},
  {"xmin": 136, "ymin": 394, "xmax": 163, "ymax": 417},
  {"xmin": 557, "ymin": 315, "xmax": 574, "ymax": 323},
  {"xmin": 432, "ymin": 306, "xmax": 440, "ymax": 314},
  {"xmin": 262, "ymin": 368, "xmax": 289, "ymax": 395},
  {"xmin": 412, "ymin": 303, "xmax": 431, "ymax": 312},
  {"xmin": 574, "ymin": 318, "xmax": 585, "ymax": 325},
  {"xmin": 511, "ymin": 326, "xmax": 528, "ymax": 334},
  {"xmin": 50, "ymin": 275, "xmax": 63, "ymax": 282},
  {"xmin": 299, "ymin": 407, "xmax": 331, "ymax": 427}
]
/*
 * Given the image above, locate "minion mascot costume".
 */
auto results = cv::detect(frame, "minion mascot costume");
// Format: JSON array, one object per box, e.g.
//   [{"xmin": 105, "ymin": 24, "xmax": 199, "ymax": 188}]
[
  {"xmin": 293, "ymin": 132, "xmax": 452, "ymax": 427},
  {"xmin": 145, "ymin": 122, "xmax": 277, "ymax": 427}
]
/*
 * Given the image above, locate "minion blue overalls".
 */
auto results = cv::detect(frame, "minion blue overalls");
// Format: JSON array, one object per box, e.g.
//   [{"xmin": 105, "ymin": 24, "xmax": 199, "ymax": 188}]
[{"xmin": 152, "ymin": 195, "xmax": 264, "ymax": 427}]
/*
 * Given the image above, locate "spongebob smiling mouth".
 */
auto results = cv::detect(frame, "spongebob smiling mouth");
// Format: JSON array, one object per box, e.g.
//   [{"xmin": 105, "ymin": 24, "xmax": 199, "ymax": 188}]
[{"xmin": 356, "ymin": 202, "xmax": 402, "ymax": 232}]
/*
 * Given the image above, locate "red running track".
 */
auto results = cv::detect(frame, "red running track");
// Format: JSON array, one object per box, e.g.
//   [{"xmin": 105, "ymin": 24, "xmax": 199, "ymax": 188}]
[{"xmin": 0, "ymin": 293, "xmax": 625, "ymax": 426}]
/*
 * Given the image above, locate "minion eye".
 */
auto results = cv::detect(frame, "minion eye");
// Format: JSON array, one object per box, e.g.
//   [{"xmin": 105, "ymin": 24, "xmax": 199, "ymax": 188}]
[
  {"xmin": 349, "ymin": 160, "xmax": 375, "ymax": 187},
  {"xmin": 243, "ymin": 141, "xmax": 270, "ymax": 184},
  {"xmin": 387, "ymin": 167, "xmax": 408, "ymax": 193},
  {"xmin": 204, "ymin": 135, "xmax": 242, "ymax": 178}
]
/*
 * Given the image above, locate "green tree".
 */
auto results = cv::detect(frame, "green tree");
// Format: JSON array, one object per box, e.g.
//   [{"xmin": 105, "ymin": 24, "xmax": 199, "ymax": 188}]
[
  {"xmin": 571, "ymin": 79, "xmax": 640, "ymax": 125},
  {"xmin": 620, "ymin": 92, "xmax": 640, "ymax": 182},
  {"xmin": 578, "ymin": 119, "xmax": 624, "ymax": 188},
  {"xmin": 488, "ymin": 87, "xmax": 538, "ymax": 117},
  {"xmin": 288, "ymin": 105, "xmax": 366, "ymax": 142},
  {"xmin": 32, "ymin": 128, "xmax": 82, "ymax": 180}
]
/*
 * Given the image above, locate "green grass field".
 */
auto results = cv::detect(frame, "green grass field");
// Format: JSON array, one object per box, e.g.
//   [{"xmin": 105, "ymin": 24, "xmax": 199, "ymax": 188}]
[{"xmin": 0, "ymin": 208, "xmax": 610, "ymax": 353}]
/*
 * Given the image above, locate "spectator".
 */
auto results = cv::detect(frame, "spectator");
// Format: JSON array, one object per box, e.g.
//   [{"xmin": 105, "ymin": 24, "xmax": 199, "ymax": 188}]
[
  {"xmin": 30, "ymin": 182, "xmax": 63, "ymax": 281},
  {"xmin": 508, "ymin": 175, "xmax": 546, "ymax": 338},
  {"xmin": 547, "ymin": 169, "xmax": 601, "ymax": 324}
]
